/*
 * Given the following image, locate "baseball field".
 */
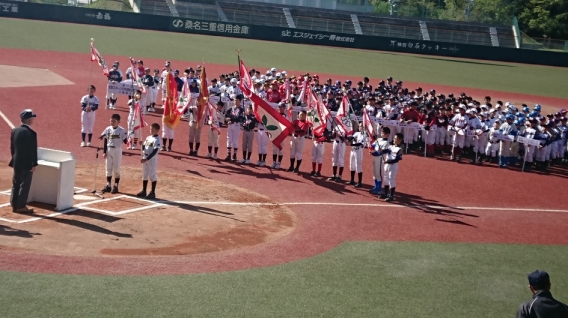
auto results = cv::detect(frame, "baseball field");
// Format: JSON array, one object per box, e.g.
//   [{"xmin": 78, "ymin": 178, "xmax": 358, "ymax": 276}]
[{"xmin": 1, "ymin": 17, "xmax": 568, "ymax": 317}]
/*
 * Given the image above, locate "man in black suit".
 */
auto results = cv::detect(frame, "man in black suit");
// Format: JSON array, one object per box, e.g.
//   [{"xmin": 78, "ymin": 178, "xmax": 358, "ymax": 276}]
[{"xmin": 9, "ymin": 109, "xmax": 38, "ymax": 213}]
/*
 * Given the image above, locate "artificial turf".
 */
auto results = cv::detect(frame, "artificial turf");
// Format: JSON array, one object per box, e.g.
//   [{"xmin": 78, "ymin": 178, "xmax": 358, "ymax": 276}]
[
  {"xmin": 1, "ymin": 242, "xmax": 567, "ymax": 317},
  {"xmin": 1, "ymin": 18, "xmax": 567, "ymax": 98}
]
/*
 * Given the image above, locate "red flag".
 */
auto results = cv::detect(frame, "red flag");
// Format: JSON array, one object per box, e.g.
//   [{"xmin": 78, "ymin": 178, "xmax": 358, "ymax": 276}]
[
  {"xmin": 195, "ymin": 66, "xmax": 209, "ymax": 128},
  {"xmin": 362, "ymin": 109, "xmax": 376, "ymax": 148},
  {"xmin": 334, "ymin": 95, "xmax": 354, "ymax": 136},
  {"xmin": 206, "ymin": 101, "xmax": 221, "ymax": 135},
  {"xmin": 238, "ymin": 59, "xmax": 253, "ymax": 97},
  {"xmin": 163, "ymin": 71, "xmax": 181, "ymax": 129},
  {"xmin": 129, "ymin": 57, "xmax": 147, "ymax": 94},
  {"xmin": 250, "ymin": 93, "xmax": 293, "ymax": 150},
  {"xmin": 90, "ymin": 40, "xmax": 109, "ymax": 77}
]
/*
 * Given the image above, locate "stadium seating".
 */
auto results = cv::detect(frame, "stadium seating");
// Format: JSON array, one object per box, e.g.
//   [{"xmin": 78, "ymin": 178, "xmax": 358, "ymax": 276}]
[
  {"xmin": 288, "ymin": 8, "xmax": 355, "ymax": 34},
  {"xmin": 140, "ymin": 0, "xmax": 172, "ymax": 16},
  {"xmin": 357, "ymin": 14, "xmax": 422, "ymax": 40},
  {"xmin": 175, "ymin": 2, "xmax": 219, "ymax": 20},
  {"xmin": 427, "ymin": 21, "xmax": 493, "ymax": 46},
  {"xmin": 218, "ymin": 0, "xmax": 289, "ymax": 27}
]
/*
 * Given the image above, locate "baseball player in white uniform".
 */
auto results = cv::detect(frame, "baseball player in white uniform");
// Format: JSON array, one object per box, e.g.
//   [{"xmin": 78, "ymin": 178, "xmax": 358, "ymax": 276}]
[
  {"xmin": 346, "ymin": 123, "xmax": 367, "ymax": 187},
  {"xmin": 380, "ymin": 133, "xmax": 403, "ymax": 202},
  {"xmin": 485, "ymin": 120, "xmax": 502, "ymax": 162},
  {"xmin": 449, "ymin": 105, "xmax": 469, "ymax": 162},
  {"xmin": 99, "ymin": 113, "xmax": 128, "ymax": 194},
  {"xmin": 369, "ymin": 127, "xmax": 391, "ymax": 195},
  {"xmin": 256, "ymin": 112, "xmax": 269, "ymax": 166},
  {"xmin": 80, "ymin": 85, "xmax": 100, "ymax": 147},
  {"xmin": 499, "ymin": 114, "xmax": 517, "ymax": 167},
  {"xmin": 466, "ymin": 109, "xmax": 482, "ymax": 163},
  {"xmin": 310, "ymin": 133, "xmax": 325, "ymax": 177},
  {"xmin": 327, "ymin": 126, "xmax": 347, "ymax": 182},
  {"xmin": 137, "ymin": 123, "xmax": 161, "ymax": 199},
  {"xmin": 224, "ymin": 95, "xmax": 245, "ymax": 161}
]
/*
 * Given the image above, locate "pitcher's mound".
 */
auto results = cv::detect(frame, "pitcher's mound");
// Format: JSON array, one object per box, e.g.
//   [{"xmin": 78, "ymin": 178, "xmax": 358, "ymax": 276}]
[
  {"xmin": 0, "ymin": 165, "xmax": 295, "ymax": 257},
  {"xmin": 0, "ymin": 65, "xmax": 74, "ymax": 88}
]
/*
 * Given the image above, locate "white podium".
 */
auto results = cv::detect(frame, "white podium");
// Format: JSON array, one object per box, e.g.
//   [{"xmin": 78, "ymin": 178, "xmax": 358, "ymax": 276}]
[{"xmin": 28, "ymin": 148, "xmax": 76, "ymax": 211}]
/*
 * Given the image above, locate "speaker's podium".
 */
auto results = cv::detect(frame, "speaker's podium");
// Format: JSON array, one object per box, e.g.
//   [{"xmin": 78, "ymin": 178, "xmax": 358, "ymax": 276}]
[{"xmin": 28, "ymin": 148, "xmax": 76, "ymax": 211}]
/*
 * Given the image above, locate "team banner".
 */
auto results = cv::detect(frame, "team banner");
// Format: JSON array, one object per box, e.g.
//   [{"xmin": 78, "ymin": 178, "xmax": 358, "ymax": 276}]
[
  {"xmin": 250, "ymin": 92, "xmax": 293, "ymax": 150},
  {"xmin": 517, "ymin": 136, "xmax": 542, "ymax": 146},
  {"xmin": 205, "ymin": 101, "xmax": 221, "ymax": 135},
  {"xmin": 129, "ymin": 57, "xmax": 147, "ymax": 94},
  {"xmin": 163, "ymin": 71, "xmax": 181, "ymax": 129},
  {"xmin": 238, "ymin": 59, "xmax": 253, "ymax": 98},
  {"xmin": 334, "ymin": 95, "xmax": 354, "ymax": 136},
  {"xmin": 130, "ymin": 101, "xmax": 147, "ymax": 133},
  {"xmin": 107, "ymin": 80, "xmax": 140, "ymax": 95},
  {"xmin": 362, "ymin": 109, "xmax": 375, "ymax": 147},
  {"xmin": 90, "ymin": 39, "xmax": 109, "ymax": 77}
]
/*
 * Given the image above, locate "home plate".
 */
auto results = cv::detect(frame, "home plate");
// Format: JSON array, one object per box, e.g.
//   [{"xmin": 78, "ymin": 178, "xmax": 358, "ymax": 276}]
[{"xmin": 73, "ymin": 194, "xmax": 98, "ymax": 201}]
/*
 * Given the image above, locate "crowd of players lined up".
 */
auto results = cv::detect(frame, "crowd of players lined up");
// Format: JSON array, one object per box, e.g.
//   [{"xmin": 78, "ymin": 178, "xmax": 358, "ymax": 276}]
[{"xmin": 104, "ymin": 59, "xmax": 568, "ymax": 173}]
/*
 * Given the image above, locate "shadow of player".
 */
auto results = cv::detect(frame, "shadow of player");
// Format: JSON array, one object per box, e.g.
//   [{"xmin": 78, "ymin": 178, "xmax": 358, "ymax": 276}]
[
  {"xmin": 197, "ymin": 162, "xmax": 301, "ymax": 183},
  {"xmin": 0, "ymin": 224, "xmax": 41, "ymax": 238},
  {"xmin": 394, "ymin": 192, "xmax": 478, "ymax": 219},
  {"xmin": 156, "ymin": 199, "xmax": 245, "ymax": 223}
]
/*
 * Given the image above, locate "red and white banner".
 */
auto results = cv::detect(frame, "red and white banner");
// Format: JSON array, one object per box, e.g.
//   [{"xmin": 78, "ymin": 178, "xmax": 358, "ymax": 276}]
[
  {"xmin": 362, "ymin": 108, "xmax": 375, "ymax": 148},
  {"xmin": 131, "ymin": 101, "xmax": 147, "ymax": 132},
  {"xmin": 205, "ymin": 101, "xmax": 221, "ymax": 135},
  {"xmin": 314, "ymin": 94, "xmax": 331, "ymax": 137},
  {"xmin": 250, "ymin": 93, "xmax": 293, "ymax": 150},
  {"xmin": 334, "ymin": 95, "xmax": 354, "ymax": 136},
  {"xmin": 129, "ymin": 57, "xmax": 147, "ymax": 94},
  {"xmin": 177, "ymin": 80, "xmax": 192, "ymax": 114},
  {"xmin": 90, "ymin": 41, "xmax": 109, "ymax": 77},
  {"xmin": 238, "ymin": 59, "xmax": 253, "ymax": 97}
]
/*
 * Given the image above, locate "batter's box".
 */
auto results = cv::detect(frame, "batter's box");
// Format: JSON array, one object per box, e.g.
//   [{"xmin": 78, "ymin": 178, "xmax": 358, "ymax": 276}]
[
  {"xmin": 74, "ymin": 195, "xmax": 163, "ymax": 216},
  {"xmin": 0, "ymin": 202, "xmax": 75, "ymax": 223}
]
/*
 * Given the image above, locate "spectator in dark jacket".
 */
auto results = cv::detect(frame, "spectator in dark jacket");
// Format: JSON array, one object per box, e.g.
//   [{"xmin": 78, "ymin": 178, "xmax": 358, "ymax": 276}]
[
  {"xmin": 10, "ymin": 109, "xmax": 38, "ymax": 213},
  {"xmin": 516, "ymin": 270, "xmax": 568, "ymax": 318}
]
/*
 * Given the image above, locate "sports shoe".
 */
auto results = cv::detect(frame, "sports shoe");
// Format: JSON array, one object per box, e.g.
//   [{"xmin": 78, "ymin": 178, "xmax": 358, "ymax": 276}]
[
  {"xmin": 105, "ymin": 104, "xmax": 110, "ymax": 109},
  {"xmin": 270, "ymin": 162, "xmax": 277, "ymax": 168},
  {"xmin": 87, "ymin": 142, "xmax": 92, "ymax": 147},
  {"xmin": 379, "ymin": 192, "xmax": 388, "ymax": 199},
  {"xmin": 232, "ymin": 155, "xmax": 237, "ymax": 161},
  {"xmin": 225, "ymin": 155, "xmax": 231, "ymax": 161},
  {"xmin": 334, "ymin": 177, "xmax": 342, "ymax": 183},
  {"xmin": 310, "ymin": 171, "xmax": 316, "ymax": 176},
  {"xmin": 213, "ymin": 154, "xmax": 218, "ymax": 159},
  {"xmin": 128, "ymin": 146, "xmax": 133, "ymax": 150},
  {"xmin": 370, "ymin": 189, "xmax": 382, "ymax": 195},
  {"xmin": 239, "ymin": 159, "xmax": 246, "ymax": 164},
  {"xmin": 256, "ymin": 161, "xmax": 262, "ymax": 166},
  {"xmin": 385, "ymin": 196, "xmax": 394, "ymax": 202},
  {"xmin": 275, "ymin": 162, "xmax": 281, "ymax": 169},
  {"xmin": 162, "ymin": 146, "xmax": 167, "ymax": 151},
  {"xmin": 286, "ymin": 166, "xmax": 294, "ymax": 172},
  {"xmin": 167, "ymin": 147, "xmax": 172, "ymax": 152},
  {"xmin": 80, "ymin": 142, "xmax": 86, "ymax": 147},
  {"xmin": 136, "ymin": 190, "xmax": 147, "ymax": 198},
  {"xmin": 111, "ymin": 186, "xmax": 119, "ymax": 194},
  {"xmin": 146, "ymin": 192, "xmax": 156, "ymax": 200},
  {"xmin": 259, "ymin": 161, "xmax": 266, "ymax": 167},
  {"xmin": 102, "ymin": 185, "xmax": 112, "ymax": 193},
  {"xmin": 346, "ymin": 180, "xmax": 355, "ymax": 185},
  {"xmin": 244, "ymin": 159, "xmax": 250, "ymax": 164},
  {"xmin": 315, "ymin": 172, "xmax": 321, "ymax": 177},
  {"xmin": 327, "ymin": 176, "xmax": 336, "ymax": 181},
  {"xmin": 354, "ymin": 182, "xmax": 362, "ymax": 188},
  {"xmin": 149, "ymin": 107, "xmax": 155, "ymax": 112},
  {"xmin": 293, "ymin": 168, "xmax": 299, "ymax": 173},
  {"xmin": 205, "ymin": 153, "xmax": 212, "ymax": 158}
]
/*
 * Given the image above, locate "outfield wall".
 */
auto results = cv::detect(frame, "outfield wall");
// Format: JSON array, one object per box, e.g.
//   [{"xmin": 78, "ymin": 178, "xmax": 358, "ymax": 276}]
[{"xmin": 1, "ymin": 1, "xmax": 567, "ymax": 67}]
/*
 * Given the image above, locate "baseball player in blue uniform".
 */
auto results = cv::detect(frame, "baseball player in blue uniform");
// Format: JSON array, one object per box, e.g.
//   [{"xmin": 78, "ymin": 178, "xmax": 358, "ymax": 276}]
[{"xmin": 224, "ymin": 94, "xmax": 245, "ymax": 161}]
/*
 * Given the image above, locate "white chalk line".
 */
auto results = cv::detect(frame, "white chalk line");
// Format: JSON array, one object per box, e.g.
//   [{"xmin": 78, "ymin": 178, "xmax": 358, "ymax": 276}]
[
  {"xmin": 0, "ymin": 110, "xmax": 15, "ymax": 129},
  {"xmin": 2, "ymin": 199, "xmax": 567, "ymax": 225}
]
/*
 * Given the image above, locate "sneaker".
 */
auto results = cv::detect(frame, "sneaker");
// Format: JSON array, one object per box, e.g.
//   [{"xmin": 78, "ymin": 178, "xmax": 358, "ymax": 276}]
[
  {"xmin": 239, "ymin": 159, "xmax": 246, "ymax": 164},
  {"xmin": 105, "ymin": 104, "xmax": 110, "ymax": 109},
  {"xmin": 385, "ymin": 196, "xmax": 394, "ymax": 202},
  {"xmin": 327, "ymin": 176, "xmax": 337, "ymax": 181},
  {"xmin": 334, "ymin": 177, "xmax": 342, "ymax": 183},
  {"xmin": 149, "ymin": 107, "xmax": 155, "ymax": 112},
  {"xmin": 370, "ymin": 189, "xmax": 382, "ymax": 195},
  {"xmin": 232, "ymin": 155, "xmax": 237, "ymax": 161},
  {"xmin": 80, "ymin": 142, "xmax": 86, "ymax": 147},
  {"xmin": 111, "ymin": 186, "xmax": 119, "ymax": 194},
  {"xmin": 315, "ymin": 172, "xmax": 321, "ymax": 177},
  {"xmin": 244, "ymin": 159, "xmax": 250, "ymax": 164},
  {"xmin": 310, "ymin": 171, "xmax": 316, "ymax": 176},
  {"xmin": 354, "ymin": 182, "xmax": 362, "ymax": 188},
  {"xmin": 162, "ymin": 146, "xmax": 167, "ymax": 151},
  {"xmin": 275, "ymin": 163, "xmax": 281, "ymax": 170},
  {"xmin": 102, "ymin": 185, "xmax": 111, "ymax": 193},
  {"xmin": 256, "ymin": 161, "xmax": 262, "ymax": 166},
  {"xmin": 293, "ymin": 168, "xmax": 299, "ymax": 173},
  {"xmin": 136, "ymin": 190, "xmax": 147, "ymax": 198},
  {"xmin": 213, "ymin": 154, "xmax": 218, "ymax": 159},
  {"xmin": 379, "ymin": 192, "xmax": 388, "ymax": 199},
  {"xmin": 205, "ymin": 153, "xmax": 212, "ymax": 158},
  {"xmin": 286, "ymin": 166, "xmax": 294, "ymax": 172},
  {"xmin": 87, "ymin": 142, "xmax": 92, "ymax": 147},
  {"xmin": 259, "ymin": 161, "xmax": 266, "ymax": 167},
  {"xmin": 346, "ymin": 180, "xmax": 355, "ymax": 185},
  {"xmin": 270, "ymin": 162, "xmax": 277, "ymax": 168},
  {"xmin": 225, "ymin": 155, "xmax": 231, "ymax": 161},
  {"xmin": 146, "ymin": 192, "xmax": 156, "ymax": 200},
  {"xmin": 167, "ymin": 147, "xmax": 172, "ymax": 152},
  {"xmin": 128, "ymin": 147, "xmax": 133, "ymax": 150}
]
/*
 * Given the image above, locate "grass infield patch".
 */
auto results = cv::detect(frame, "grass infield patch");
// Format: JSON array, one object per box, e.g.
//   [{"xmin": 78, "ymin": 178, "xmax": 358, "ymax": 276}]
[
  {"xmin": 1, "ymin": 18, "xmax": 568, "ymax": 98},
  {"xmin": 0, "ymin": 241, "xmax": 567, "ymax": 317}
]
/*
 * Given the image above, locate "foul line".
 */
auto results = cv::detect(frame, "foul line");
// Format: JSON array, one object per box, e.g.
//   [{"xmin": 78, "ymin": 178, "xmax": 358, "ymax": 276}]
[
  {"xmin": 164, "ymin": 201, "xmax": 568, "ymax": 214},
  {"xmin": 0, "ymin": 110, "xmax": 15, "ymax": 129}
]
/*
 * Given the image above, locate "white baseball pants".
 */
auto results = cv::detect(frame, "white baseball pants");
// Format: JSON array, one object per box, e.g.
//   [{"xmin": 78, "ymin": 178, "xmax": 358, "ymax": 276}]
[
  {"xmin": 208, "ymin": 128, "xmax": 219, "ymax": 147},
  {"xmin": 242, "ymin": 130, "xmax": 254, "ymax": 152},
  {"xmin": 499, "ymin": 140, "xmax": 512, "ymax": 157},
  {"xmin": 105, "ymin": 147, "xmax": 122, "ymax": 178},
  {"xmin": 383, "ymin": 163, "xmax": 398, "ymax": 187},
  {"xmin": 143, "ymin": 157, "xmax": 158, "ymax": 182},
  {"xmin": 150, "ymin": 87, "xmax": 158, "ymax": 104},
  {"xmin": 470, "ymin": 136, "xmax": 480, "ymax": 153},
  {"xmin": 477, "ymin": 134, "xmax": 488, "ymax": 153},
  {"xmin": 162, "ymin": 121, "xmax": 175, "ymax": 139},
  {"xmin": 372, "ymin": 157, "xmax": 383, "ymax": 181},
  {"xmin": 189, "ymin": 121, "xmax": 202, "ymax": 143},
  {"xmin": 81, "ymin": 110, "xmax": 96, "ymax": 134},
  {"xmin": 127, "ymin": 113, "xmax": 140, "ymax": 140},
  {"xmin": 349, "ymin": 147, "xmax": 363, "ymax": 173},
  {"xmin": 290, "ymin": 135, "xmax": 305, "ymax": 160},
  {"xmin": 272, "ymin": 140, "xmax": 285, "ymax": 156},
  {"xmin": 403, "ymin": 127, "xmax": 415, "ymax": 144},
  {"xmin": 311, "ymin": 141, "xmax": 324, "ymax": 164},
  {"xmin": 425, "ymin": 127, "xmax": 436, "ymax": 145},
  {"xmin": 453, "ymin": 133, "xmax": 465, "ymax": 148},
  {"xmin": 435, "ymin": 128, "xmax": 447, "ymax": 145},
  {"xmin": 331, "ymin": 141, "xmax": 346, "ymax": 167},
  {"xmin": 257, "ymin": 130, "xmax": 269, "ymax": 154},
  {"xmin": 486, "ymin": 142, "xmax": 499, "ymax": 157},
  {"xmin": 524, "ymin": 144, "xmax": 536, "ymax": 163},
  {"xmin": 227, "ymin": 123, "xmax": 241, "ymax": 148}
]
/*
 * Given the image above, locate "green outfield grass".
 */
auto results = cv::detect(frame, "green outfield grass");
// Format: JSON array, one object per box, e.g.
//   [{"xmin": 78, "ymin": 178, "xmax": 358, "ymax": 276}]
[
  {"xmin": 1, "ymin": 18, "xmax": 568, "ymax": 98},
  {"xmin": 1, "ymin": 242, "xmax": 568, "ymax": 317}
]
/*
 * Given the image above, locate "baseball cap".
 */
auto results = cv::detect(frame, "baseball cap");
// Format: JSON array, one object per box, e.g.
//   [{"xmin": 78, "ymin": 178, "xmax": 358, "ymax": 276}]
[
  {"xmin": 137, "ymin": 60, "xmax": 143, "ymax": 64},
  {"xmin": 278, "ymin": 102, "xmax": 286, "ymax": 107},
  {"xmin": 270, "ymin": 67, "xmax": 277, "ymax": 72},
  {"xmin": 20, "ymin": 109, "xmax": 37, "ymax": 120},
  {"xmin": 231, "ymin": 78, "xmax": 238, "ymax": 83},
  {"xmin": 165, "ymin": 61, "xmax": 171, "ymax": 67},
  {"xmin": 235, "ymin": 94, "xmax": 244, "ymax": 101}
]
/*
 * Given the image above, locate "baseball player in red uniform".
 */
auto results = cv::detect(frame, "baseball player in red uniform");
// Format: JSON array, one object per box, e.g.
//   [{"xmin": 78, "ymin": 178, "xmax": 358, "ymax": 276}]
[{"xmin": 287, "ymin": 110, "xmax": 311, "ymax": 173}]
